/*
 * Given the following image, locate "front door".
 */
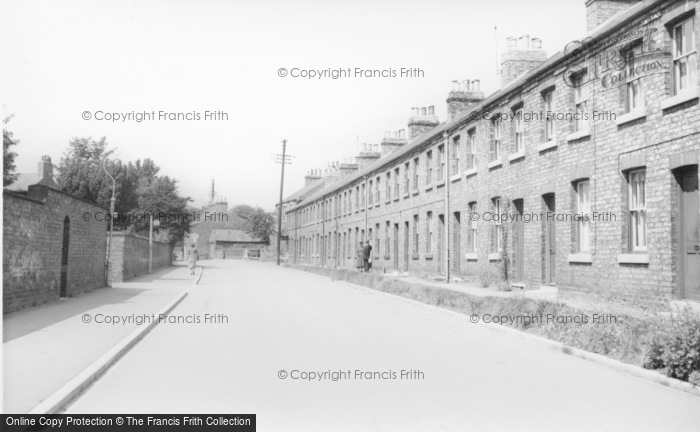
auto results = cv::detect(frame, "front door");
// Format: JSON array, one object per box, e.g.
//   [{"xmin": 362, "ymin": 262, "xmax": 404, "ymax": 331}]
[
  {"xmin": 393, "ymin": 224, "xmax": 399, "ymax": 270},
  {"xmin": 453, "ymin": 212, "xmax": 461, "ymax": 275},
  {"xmin": 678, "ymin": 166, "xmax": 700, "ymax": 301},
  {"xmin": 438, "ymin": 215, "xmax": 445, "ymax": 273},
  {"xmin": 404, "ymin": 221, "xmax": 409, "ymax": 272},
  {"xmin": 61, "ymin": 216, "xmax": 70, "ymax": 297},
  {"xmin": 544, "ymin": 194, "xmax": 556, "ymax": 285},
  {"xmin": 514, "ymin": 200, "xmax": 525, "ymax": 282}
]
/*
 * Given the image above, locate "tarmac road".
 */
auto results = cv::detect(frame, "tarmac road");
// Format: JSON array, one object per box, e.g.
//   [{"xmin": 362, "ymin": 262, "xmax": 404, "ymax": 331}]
[{"xmin": 66, "ymin": 260, "xmax": 700, "ymax": 431}]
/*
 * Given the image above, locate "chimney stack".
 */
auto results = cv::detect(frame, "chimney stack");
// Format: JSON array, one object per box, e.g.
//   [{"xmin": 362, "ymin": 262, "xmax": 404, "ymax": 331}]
[
  {"xmin": 380, "ymin": 130, "xmax": 409, "ymax": 156},
  {"xmin": 586, "ymin": 0, "xmax": 642, "ymax": 32},
  {"xmin": 304, "ymin": 169, "xmax": 323, "ymax": 186},
  {"xmin": 35, "ymin": 155, "xmax": 57, "ymax": 187},
  {"xmin": 500, "ymin": 35, "xmax": 547, "ymax": 88},
  {"xmin": 339, "ymin": 160, "xmax": 359, "ymax": 177},
  {"xmin": 446, "ymin": 78, "xmax": 485, "ymax": 121},
  {"xmin": 408, "ymin": 106, "xmax": 439, "ymax": 140},
  {"xmin": 357, "ymin": 143, "xmax": 382, "ymax": 168}
]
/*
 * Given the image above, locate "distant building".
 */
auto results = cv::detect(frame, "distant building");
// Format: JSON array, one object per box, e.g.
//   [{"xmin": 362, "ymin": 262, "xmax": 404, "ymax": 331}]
[{"xmin": 209, "ymin": 229, "xmax": 269, "ymax": 259}]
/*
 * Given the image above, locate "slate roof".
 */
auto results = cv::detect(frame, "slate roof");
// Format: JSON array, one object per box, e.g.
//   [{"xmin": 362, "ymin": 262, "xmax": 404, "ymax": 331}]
[{"xmin": 209, "ymin": 229, "xmax": 261, "ymax": 243}]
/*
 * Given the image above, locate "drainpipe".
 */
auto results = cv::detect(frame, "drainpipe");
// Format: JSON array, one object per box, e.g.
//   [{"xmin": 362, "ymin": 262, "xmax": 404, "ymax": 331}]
[
  {"xmin": 364, "ymin": 175, "xmax": 369, "ymax": 238},
  {"xmin": 444, "ymin": 130, "xmax": 451, "ymax": 283}
]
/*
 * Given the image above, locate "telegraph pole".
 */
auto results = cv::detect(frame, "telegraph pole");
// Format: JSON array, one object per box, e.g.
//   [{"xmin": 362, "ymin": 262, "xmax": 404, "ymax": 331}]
[{"xmin": 274, "ymin": 139, "xmax": 293, "ymax": 265}]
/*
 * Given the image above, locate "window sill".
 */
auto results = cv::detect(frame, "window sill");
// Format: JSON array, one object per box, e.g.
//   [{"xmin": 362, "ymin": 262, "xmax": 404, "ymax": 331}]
[
  {"xmin": 617, "ymin": 253, "xmax": 649, "ymax": 264},
  {"xmin": 425, "ymin": 254, "xmax": 434, "ymax": 260},
  {"xmin": 383, "ymin": 255, "xmax": 391, "ymax": 260},
  {"xmin": 393, "ymin": 197, "xmax": 400, "ymax": 202},
  {"xmin": 508, "ymin": 150, "xmax": 525, "ymax": 162},
  {"xmin": 412, "ymin": 189, "xmax": 419, "ymax": 196},
  {"xmin": 487, "ymin": 160, "xmax": 502, "ymax": 170},
  {"xmin": 488, "ymin": 253, "xmax": 501, "ymax": 261},
  {"xmin": 660, "ymin": 86, "xmax": 700, "ymax": 111},
  {"xmin": 385, "ymin": 200, "xmax": 391, "ymax": 205},
  {"xmin": 566, "ymin": 129, "xmax": 591, "ymax": 142},
  {"xmin": 425, "ymin": 185, "xmax": 433, "ymax": 192},
  {"xmin": 451, "ymin": 173, "xmax": 462, "ymax": 182},
  {"xmin": 615, "ymin": 107, "xmax": 647, "ymax": 125},
  {"xmin": 567, "ymin": 253, "xmax": 592, "ymax": 263},
  {"xmin": 412, "ymin": 253, "xmax": 420, "ymax": 260},
  {"xmin": 464, "ymin": 252, "xmax": 478, "ymax": 261},
  {"xmin": 436, "ymin": 180, "xmax": 446, "ymax": 187},
  {"xmin": 403, "ymin": 192, "xmax": 410, "ymax": 198},
  {"xmin": 464, "ymin": 168, "xmax": 477, "ymax": 177},
  {"xmin": 537, "ymin": 140, "xmax": 557, "ymax": 152}
]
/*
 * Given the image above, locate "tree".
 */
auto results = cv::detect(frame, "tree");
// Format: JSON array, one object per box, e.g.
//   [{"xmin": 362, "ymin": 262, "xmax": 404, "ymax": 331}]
[
  {"xmin": 3, "ymin": 115, "xmax": 19, "ymax": 186},
  {"xmin": 56, "ymin": 137, "xmax": 191, "ymax": 243},
  {"xmin": 246, "ymin": 207, "xmax": 276, "ymax": 243},
  {"xmin": 136, "ymin": 175, "xmax": 192, "ymax": 244},
  {"xmin": 56, "ymin": 137, "xmax": 115, "ymax": 208},
  {"xmin": 231, "ymin": 204, "xmax": 255, "ymax": 221}
]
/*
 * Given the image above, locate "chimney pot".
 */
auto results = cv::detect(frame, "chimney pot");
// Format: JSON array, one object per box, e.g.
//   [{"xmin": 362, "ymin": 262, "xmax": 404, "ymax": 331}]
[
  {"xmin": 452, "ymin": 80, "xmax": 460, "ymax": 91},
  {"xmin": 461, "ymin": 79, "xmax": 470, "ymax": 91},
  {"xmin": 472, "ymin": 79, "xmax": 480, "ymax": 91},
  {"xmin": 420, "ymin": 107, "xmax": 426, "ymax": 116},
  {"xmin": 428, "ymin": 106, "xmax": 435, "ymax": 115},
  {"xmin": 532, "ymin": 38, "xmax": 542, "ymax": 49},
  {"xmin": 507, "ymin": 36, "xmax": 517, "ymax": 49}
]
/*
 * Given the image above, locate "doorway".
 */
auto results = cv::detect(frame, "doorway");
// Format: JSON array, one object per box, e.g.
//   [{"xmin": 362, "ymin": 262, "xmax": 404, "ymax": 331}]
[
  {"xmin": 61, "ymin": 216, "xmax": 70, "ymax": 297},
  {"xmin": 437, "ymin": 215, "xmax": 445, "ymax": 273},
  {"xmin": 677, "ymin": 166, "xmax": 700, "ymax": 301},
  {"xmin": 404, "ymin": 221, "xmax": 410, "ymax": 272},
  {"xmin": 453, "ymin": 212, "xmax": 461, "ymax": 275},
  {"xmin": 513, "ymin": 200, "xmax": 525, "ymax": 282},
  {"xmin": 543, "ymin": 194, "xmax": 556, "ymax": 285},
  {"xmin": 393, "ymin": 223, "xmax": 399, "ymax": 270}
]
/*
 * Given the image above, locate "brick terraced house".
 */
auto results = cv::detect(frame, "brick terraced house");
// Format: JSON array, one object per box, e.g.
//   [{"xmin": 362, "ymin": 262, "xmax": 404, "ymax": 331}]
[{"xmin": 280, "ymin": 0, "xmax": 700, "ymax": 307}]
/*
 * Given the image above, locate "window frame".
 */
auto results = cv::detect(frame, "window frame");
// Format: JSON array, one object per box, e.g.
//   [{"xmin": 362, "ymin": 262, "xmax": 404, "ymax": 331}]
[
  {"xmin": 575, "ymin": 180, "xmax": 591, "ymax": 253},
  {"xmin": 514, "ymin": 108, "xmax": 524, "ymax": 153},
  {"xmin": 628, "ymin": 169, "xmax": 647, "ymax": 252},
  {"xmin": 672, "ymin": 16, "xmax": 698, "ymax": 95},
  {"xmin": 573, "ymin": 72, "xmax": 590, "ymax": 133}
]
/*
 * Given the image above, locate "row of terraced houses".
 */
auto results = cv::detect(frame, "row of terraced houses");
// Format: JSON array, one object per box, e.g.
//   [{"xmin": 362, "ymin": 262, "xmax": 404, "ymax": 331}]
[{"xmin": 278, "ymin": 0, "xmax": 700, "ymax": 306}]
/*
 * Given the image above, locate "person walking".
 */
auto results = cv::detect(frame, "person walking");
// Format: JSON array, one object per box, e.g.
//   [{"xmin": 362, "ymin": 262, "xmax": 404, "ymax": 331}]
[
  {"xmin": 187, "ymin": 243, "xmax": 198, "ymax": 276},
  {"xmin": 362, "ymin": 240, "xmax": 373, "ymax": 273},
  {"xmin": 356, "ymin": 242, "xmax": 364, "ymax": 272}
]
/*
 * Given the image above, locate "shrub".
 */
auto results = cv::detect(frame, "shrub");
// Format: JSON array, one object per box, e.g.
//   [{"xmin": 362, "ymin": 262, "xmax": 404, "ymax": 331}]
[
  {"xmin": 641, "ymin": 307, "xmax": 700, "ymax": 382},
  {"xmin": 689, "ymin": 371, "xmax": 700, "ymax": 386}
]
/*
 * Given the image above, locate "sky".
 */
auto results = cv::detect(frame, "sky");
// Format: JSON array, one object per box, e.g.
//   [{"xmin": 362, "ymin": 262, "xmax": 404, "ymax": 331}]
[{"xmin": 2, "ymin": 0, "xmax": 586, "ymax": 211}]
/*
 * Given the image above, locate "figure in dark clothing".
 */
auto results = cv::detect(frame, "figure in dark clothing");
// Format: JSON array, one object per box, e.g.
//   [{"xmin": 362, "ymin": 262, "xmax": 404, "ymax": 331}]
[{"xmin": 362, "ymin": 240, "xmax": 373, "ymax": 272}]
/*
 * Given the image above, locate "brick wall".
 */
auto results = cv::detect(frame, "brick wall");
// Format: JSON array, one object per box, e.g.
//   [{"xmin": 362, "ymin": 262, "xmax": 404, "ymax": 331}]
[
  {"xmin": 3, "ymin": 186, "xmax": 107, "ymax": 314},
  {"xmin": 285, "ymin": 0, "xmax": 700, "ymax": 307},
  {"xmin": 108, "ymin": 232, "xmax": 172, "ymax": 283}
]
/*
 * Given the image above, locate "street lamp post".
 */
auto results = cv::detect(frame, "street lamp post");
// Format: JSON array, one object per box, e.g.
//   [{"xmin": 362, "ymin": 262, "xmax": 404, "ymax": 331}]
[
  {"xmin": 103, "ymin": 157, "xmax": 116, "ymax": 287},
  {"xmin": 149, "ymin": 215, "xmax": 160, "ymax": 274}
]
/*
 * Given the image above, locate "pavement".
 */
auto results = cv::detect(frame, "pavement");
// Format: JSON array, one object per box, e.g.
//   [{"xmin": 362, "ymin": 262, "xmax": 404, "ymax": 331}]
[
  {"xmin": 65, "ymin": 259, "xmax": 700, "ymax": 431},
  {"xmin": 2, "ymin": 263, "xmax": 196, "ymax": 414}
]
